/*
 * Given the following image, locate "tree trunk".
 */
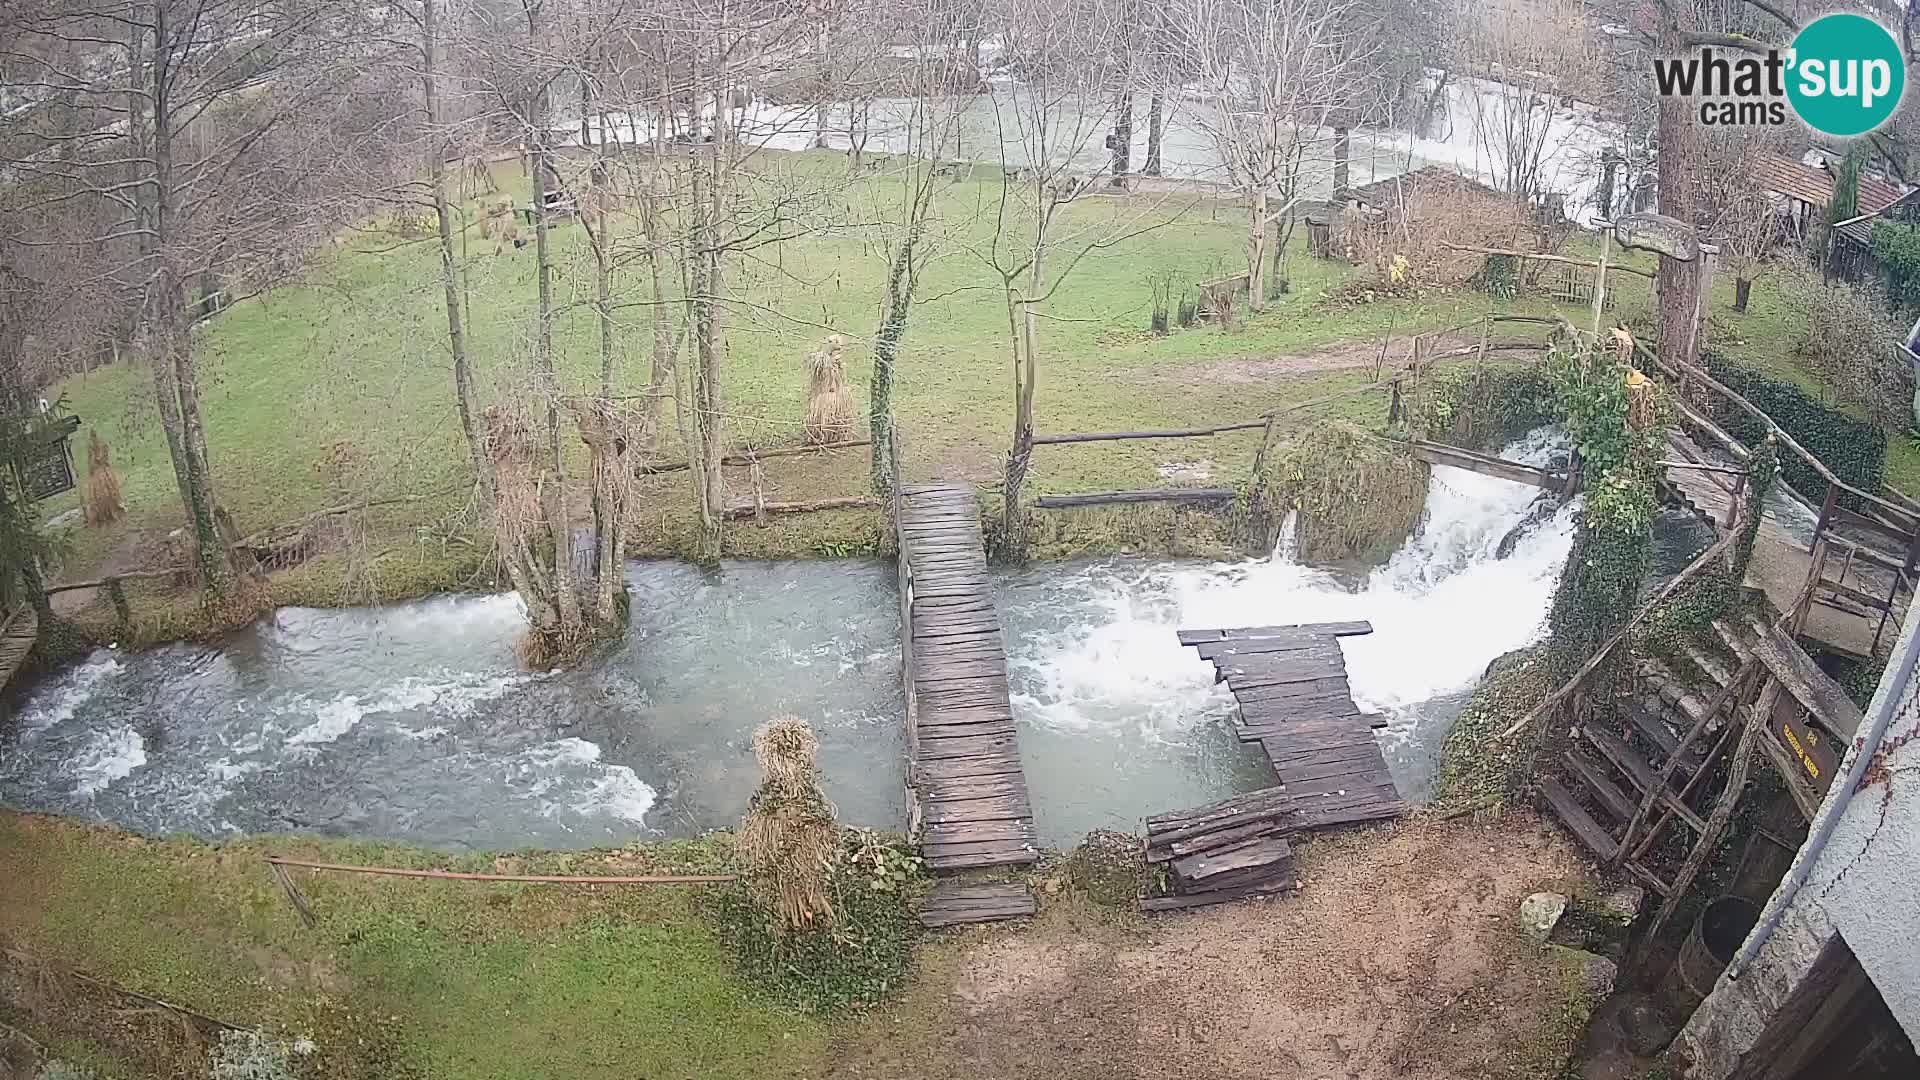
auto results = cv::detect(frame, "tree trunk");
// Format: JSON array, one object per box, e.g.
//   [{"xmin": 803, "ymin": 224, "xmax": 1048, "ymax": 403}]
[
  {"xmin": 1247, "ymin": 188, "xmax": 1269, "ymax": 313},
  {"xmin": 527, "ymin": 42, "xmax": 583, "ymax": 641},
  {"xmin": 1003, "ymin": 245, "xmax": 1045, "ymax": 557},
  {"xmin": 1733, "ymin": 276, "xmax": 1753, "ymax": 313},
  {"xmin": 871, "ymin": 232, "xmax": 918, "ymax": 496},
  {"xmin": 1332, "ymin": 127, "xmax": 1350, "ymax": 202},
  {"xmin": 1110, "ymin": 93, "xmax": 1132, "ymax": 186},
  {"xmin": 688, "ymin": 151, "xmax": 726, "ymax": 562},
  {"xmin": 422, "ymin": 0, "xmax": 490, "ymax": 496},
  {"xmin": 1655, "ymin": 88, "xmax": 1703, "ymax": 369},
  {"xmin": 1145, "ymin": 93, "xmax": 1163, "ymax": 177},
  {"xmin": 133, "ymin": 1, "xmax": 236, "ymax": 597}
]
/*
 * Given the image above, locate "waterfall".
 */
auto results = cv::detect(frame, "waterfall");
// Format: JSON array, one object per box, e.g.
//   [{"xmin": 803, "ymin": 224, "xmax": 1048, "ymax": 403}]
[{"xmin": 1003, "ymin": 428, "xmax": 1579, "ymax": 799}]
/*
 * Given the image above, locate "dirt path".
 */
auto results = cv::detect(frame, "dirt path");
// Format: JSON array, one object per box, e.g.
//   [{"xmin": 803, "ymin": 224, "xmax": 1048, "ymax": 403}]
[
  {"xmin": 831, "ymin": 814, "xmax": 1590, "ymax": 1080},
  {"xmin": 1135, "ymin": 330, "xmax": 1540, "ymax": 389}
]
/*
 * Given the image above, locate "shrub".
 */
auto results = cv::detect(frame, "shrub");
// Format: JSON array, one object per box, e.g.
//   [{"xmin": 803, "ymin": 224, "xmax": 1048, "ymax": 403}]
[
  {"xmin": 1243, "ymin": 420, "xmax": 1428, "ymax": 561},
  {"xmin": 1871, "ymin": 220, "xmax": 1920, "ymax": 315},
  {"xmin": 1415, "ymin": 361, "xmax": 1559, "ymax": 451},
  {"xmin": 1773, "ymin": 261, "xmax": 1911, "ymax": 431},
  {"xmin": 1704, "ymin": 352, "xmax": 1889, "ymax": 510},
  {"xmin": 713, "ymin": 829, "xmax": 925, "ymax": 1013}
]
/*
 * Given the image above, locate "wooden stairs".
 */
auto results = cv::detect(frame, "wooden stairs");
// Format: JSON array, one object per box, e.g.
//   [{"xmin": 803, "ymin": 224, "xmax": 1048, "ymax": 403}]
[
  {"xmin": 1540, "ymin": 616, "xmax": 1762, "ymax": 900},
  {"xmin": 0, "ymin": 606, "xmax": 38, "ymax": 693}
]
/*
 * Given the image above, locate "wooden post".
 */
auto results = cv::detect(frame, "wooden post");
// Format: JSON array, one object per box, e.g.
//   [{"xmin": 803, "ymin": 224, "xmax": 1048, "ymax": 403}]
[
  {"xmin": 1792, "ymin": 536, "xmax": 1828, "ymax": 637},
  {"xmin": 1633, "ymin": 681, "xmax": 1772, "ymax": 969},
  {"xmin": 1814, "ymin": 483, "xmax": 1838, "ymax": 537},
  {"xmin": 1250, "ymin": 416, "xmax": 1279, "ymax": 481},
  {"xmin": 749, "ymin": 461, "xmax": 768, "ymax": 525},
  {"xmin": 271, "ymin": 862, "xmax": 317, "ymax": 928},
  {"xmin": 1726, "ymin": 470, "xmax": 1746, "ymax": 531},
  {"xmin": 105, "ymin": 576, "xmax": 132, "ymax": 637},
  {"xmin": 1590, "ymin": 224, "xmax": 1612, "ymax": 340}
]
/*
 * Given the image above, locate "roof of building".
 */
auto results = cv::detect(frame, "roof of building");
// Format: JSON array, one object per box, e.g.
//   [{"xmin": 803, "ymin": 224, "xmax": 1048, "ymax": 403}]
[
  {"xmin": 1755, "ymin": 152, "xmax": 1905, "ymax": 216},
  {"xmin": 1834, "ymin": 188, "xmax": 1920, "ymax": 247}
]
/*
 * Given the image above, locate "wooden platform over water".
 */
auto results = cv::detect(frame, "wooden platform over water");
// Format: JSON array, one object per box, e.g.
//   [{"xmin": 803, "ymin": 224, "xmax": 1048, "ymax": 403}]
[
  {"xmin": 1143, "ymin": 622, "xmax": 1408, "ymax": 911},
  {"xmin": 1179, "ymin": 621, "xmax": 1405, "ymax": 811},
  {"xmin": 1662, "ymin": 428, "xmax": 1910, "ymax": 659},
  {"xmin": 896, "ymin": 484, "xmax": 1038, "ymax": 872}
]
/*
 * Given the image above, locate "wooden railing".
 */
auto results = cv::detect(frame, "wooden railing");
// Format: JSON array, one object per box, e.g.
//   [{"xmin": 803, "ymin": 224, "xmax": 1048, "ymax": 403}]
[{"xmin": 1643, "ymin": 344, "xmax": 1920, "ymax": 655}]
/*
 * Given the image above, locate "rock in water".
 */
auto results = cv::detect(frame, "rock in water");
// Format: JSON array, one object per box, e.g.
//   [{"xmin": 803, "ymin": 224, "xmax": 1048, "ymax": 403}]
[{"xmin": 1520, "ymin": 891, "xmax": 1569, "ymax": 942}]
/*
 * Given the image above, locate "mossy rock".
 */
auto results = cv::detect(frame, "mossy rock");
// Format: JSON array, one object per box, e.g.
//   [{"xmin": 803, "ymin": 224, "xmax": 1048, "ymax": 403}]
[{"xmin": 1062, "ymin": 829, "xmax": 1148, "ymax": 907}]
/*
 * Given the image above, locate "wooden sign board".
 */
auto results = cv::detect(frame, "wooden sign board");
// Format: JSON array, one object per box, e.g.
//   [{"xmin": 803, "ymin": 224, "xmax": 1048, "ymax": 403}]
[{"xmin": 1774, "ymin": 692, "xmax": 1840, "ymax": 796}]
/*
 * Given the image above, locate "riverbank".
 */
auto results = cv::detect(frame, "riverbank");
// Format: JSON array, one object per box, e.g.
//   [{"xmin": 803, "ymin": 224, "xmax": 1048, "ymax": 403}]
[{"xmin": 0, "ymin": 810, "xmax": 1604, "ymax": 1080}]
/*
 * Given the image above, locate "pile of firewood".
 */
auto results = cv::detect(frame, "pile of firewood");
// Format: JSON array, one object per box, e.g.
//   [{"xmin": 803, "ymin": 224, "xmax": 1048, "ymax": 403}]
[{"xmin": 1141, "ymin": 787, "xmax": 1300, "ymax": 912}]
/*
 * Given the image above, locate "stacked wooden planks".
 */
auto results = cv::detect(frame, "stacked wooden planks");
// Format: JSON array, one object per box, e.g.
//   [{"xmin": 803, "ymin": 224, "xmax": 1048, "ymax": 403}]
[
  {"xmin": 897, "ymin": 485, "xmax": 1038, "ymax": 874},
  {"xmin": 1141, "ymin": 788, "xmax": 1298, "ymax": 911},
  {"xmin": 1179, "ymin": 621, "xmax": 1404, "ymax": 811},
  {"xmin": 918, "ymin": 881, "xmax": 1037, "ymax": 927}
]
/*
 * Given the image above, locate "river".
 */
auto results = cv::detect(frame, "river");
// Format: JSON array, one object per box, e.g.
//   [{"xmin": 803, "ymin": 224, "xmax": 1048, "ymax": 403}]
[{"xmin": 3, "ymin": 429, "xmax": 1716, "ymax": 851}]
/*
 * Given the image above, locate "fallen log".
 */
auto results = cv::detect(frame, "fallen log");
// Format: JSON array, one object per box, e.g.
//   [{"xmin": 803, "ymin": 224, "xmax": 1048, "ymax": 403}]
[
  {"xmin": 636, "ymin": 439, "xmax": 870, "ymax": 475},
  {"xmin": 1033, "ymin": 487, "xmax": 1236, "ymax": 509},
  {"xmin": 43, "ymin": 568, "xmax": 178, "ymax": 596},
  {"xmin": 1032, "ymin": 422, "xmax": 1268, "ymax": 445},
  {"xmin": 721, "ymin": 495, "xmax": 882, "ymax": 520}
]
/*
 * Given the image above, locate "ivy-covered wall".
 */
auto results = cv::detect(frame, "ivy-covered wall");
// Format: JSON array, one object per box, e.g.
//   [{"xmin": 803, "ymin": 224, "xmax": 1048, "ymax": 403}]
[
  {"xmin": 1703, "ymin": 353, "xmax": 1886, "ymax": 511},
  {"xmin": 1413, "ymin": 362, "xmax": 1558, "ymax": 452}
]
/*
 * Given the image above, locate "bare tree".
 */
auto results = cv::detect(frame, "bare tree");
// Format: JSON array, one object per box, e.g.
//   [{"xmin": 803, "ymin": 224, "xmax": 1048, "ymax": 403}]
[
  {"xmin": 982, "ymin": 0, "xmax": 1174, "ymax": 554},
  {"xmin": 1453, "ymin": 0, "xmax": 1599, "ymax": 207},
  {"xmin": 855, "ymin": 0, "xmax": 979, "ymax": 494},
  {"xmin": 2, "ymin": 0, "xmax": 405, "ymax": 605},
  {"xmin": 1168, "ymin": 0, "xmax": 1382, "ymax": 311}
]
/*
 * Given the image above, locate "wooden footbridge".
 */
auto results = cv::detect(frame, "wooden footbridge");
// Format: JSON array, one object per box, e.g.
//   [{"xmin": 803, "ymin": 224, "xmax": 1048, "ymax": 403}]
[
  {"xmin": 1142, "ymin": 621, "xmax": 1408, "ymax": 911},
  {"xmin": 895, "ymin": 484, "xmax": 1039, "ymax": 881}
]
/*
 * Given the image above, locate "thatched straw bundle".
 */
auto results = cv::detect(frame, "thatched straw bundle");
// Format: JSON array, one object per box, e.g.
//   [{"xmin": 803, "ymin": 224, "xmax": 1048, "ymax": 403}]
[
  {"xmin": 740, "ymin": 714, "xmax": 841, "ymax": 930},
  {"xmin": 82, "ymin": 431, "xmax": 124, "ymax": 526},
  {"xmin": 802, "ymin": 335, "xmax": 855, "ymax": 446}
]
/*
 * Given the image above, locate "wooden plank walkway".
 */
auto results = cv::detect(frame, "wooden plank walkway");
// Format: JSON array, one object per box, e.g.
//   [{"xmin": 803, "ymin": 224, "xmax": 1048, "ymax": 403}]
[
  {"xmin": 1136, "ymin": 621, "xmax": 1406, "ymax": 911},
  {"xmin": 1179, "ymin": 621, "xmax": 1405, "ymax": 813},
  {"xmin": 897, "ymin": 484, "xmax": 1038, "ymax": 872},
  {"xmin": 1662, "ymin": 428, "xmax": 1907, "ymax": 659},
  {"xmin": 919, "ymin": 881, "xmax": 1036, "ymax": 927}
]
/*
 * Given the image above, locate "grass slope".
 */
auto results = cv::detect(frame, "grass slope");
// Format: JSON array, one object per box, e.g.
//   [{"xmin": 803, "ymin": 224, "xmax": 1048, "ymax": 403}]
[
  {"xmin": 42, "ymin": 155, "xmax": 1545, "ymax": 600},
  {"xmin": 0, "ymin": 813, "xmax": 821, "ymax": 1079}
]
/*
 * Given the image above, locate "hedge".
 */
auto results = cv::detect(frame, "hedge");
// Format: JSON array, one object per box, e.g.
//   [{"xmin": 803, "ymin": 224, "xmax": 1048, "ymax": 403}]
[{"xmin": 1703, "ymin": 353, "xmax": 1886, "ymax": 511}]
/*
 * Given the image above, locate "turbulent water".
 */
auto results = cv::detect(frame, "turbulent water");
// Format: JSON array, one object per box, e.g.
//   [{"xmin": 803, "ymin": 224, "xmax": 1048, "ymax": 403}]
[
  {"xmin": 999, "ymin": 427, "xmax": 1581, "ymax": 840},
  {"xmin": 3, "ymin": 429, "xmax": 1615, "ymax": 849},
  {"xmin": 0, "ymin": 562, "xmax": 905, "ymax": 851}
]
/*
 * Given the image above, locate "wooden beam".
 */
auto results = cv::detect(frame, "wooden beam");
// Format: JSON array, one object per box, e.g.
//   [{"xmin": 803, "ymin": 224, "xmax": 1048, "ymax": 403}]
[
  {"xmin": 1031, "ymin": 422, "xmax": 1268, "ymax": 446},
  {"xmin": 634, "ymin": 439, "xmax": 870, "ymax": 476},
  {"xmin": 1033, "ymin": 488, "xmax": 1236, "ymax": 509},
  {"xmin": 1409, "ymin": 440, "xmax": 1567, "ymax": 491},
  {"xmin": 1745, "ymin": 619, "xmax": 1865, "ymax": 740},
  {"xmin": 720, "ymin": 495, "xmax": 882, "ymax": 520},
  {"xmin": 1438, "ymin": 242, "xmax": 1657, "ymax": 279}
]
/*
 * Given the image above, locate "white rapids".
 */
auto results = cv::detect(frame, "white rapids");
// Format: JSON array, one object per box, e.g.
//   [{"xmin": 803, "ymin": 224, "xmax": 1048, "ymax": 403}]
[{"xmin": 1003, "ymin": 427, "xmax": 1578, "ymax": 814}]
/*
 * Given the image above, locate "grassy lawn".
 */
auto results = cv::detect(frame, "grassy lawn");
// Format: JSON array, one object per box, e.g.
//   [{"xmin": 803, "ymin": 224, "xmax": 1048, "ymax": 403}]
[
  {"xmin": 39, "ymin": 152, "xmax": 1911, "ymax": 617},
  {"xmin": 0, "ymin": 812, "xmax": 823, "ymax": 1079},
  {"xmin": 41, "ymin": 153, "xmax": 1566, "ymax": 612}
]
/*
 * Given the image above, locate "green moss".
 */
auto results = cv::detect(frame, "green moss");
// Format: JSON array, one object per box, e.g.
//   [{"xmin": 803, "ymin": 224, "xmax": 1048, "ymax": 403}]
[
  {"xmin": 1243, "ymin": 420, "xmax": 1429, "ymax": 561},
  {"xmin": 1434, "ymin": 644, "xmax": 1558, "ymax": 808},
  {"xmin": 708, "ymin": 831, "xmax": 925, "ymax": 1015}
]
